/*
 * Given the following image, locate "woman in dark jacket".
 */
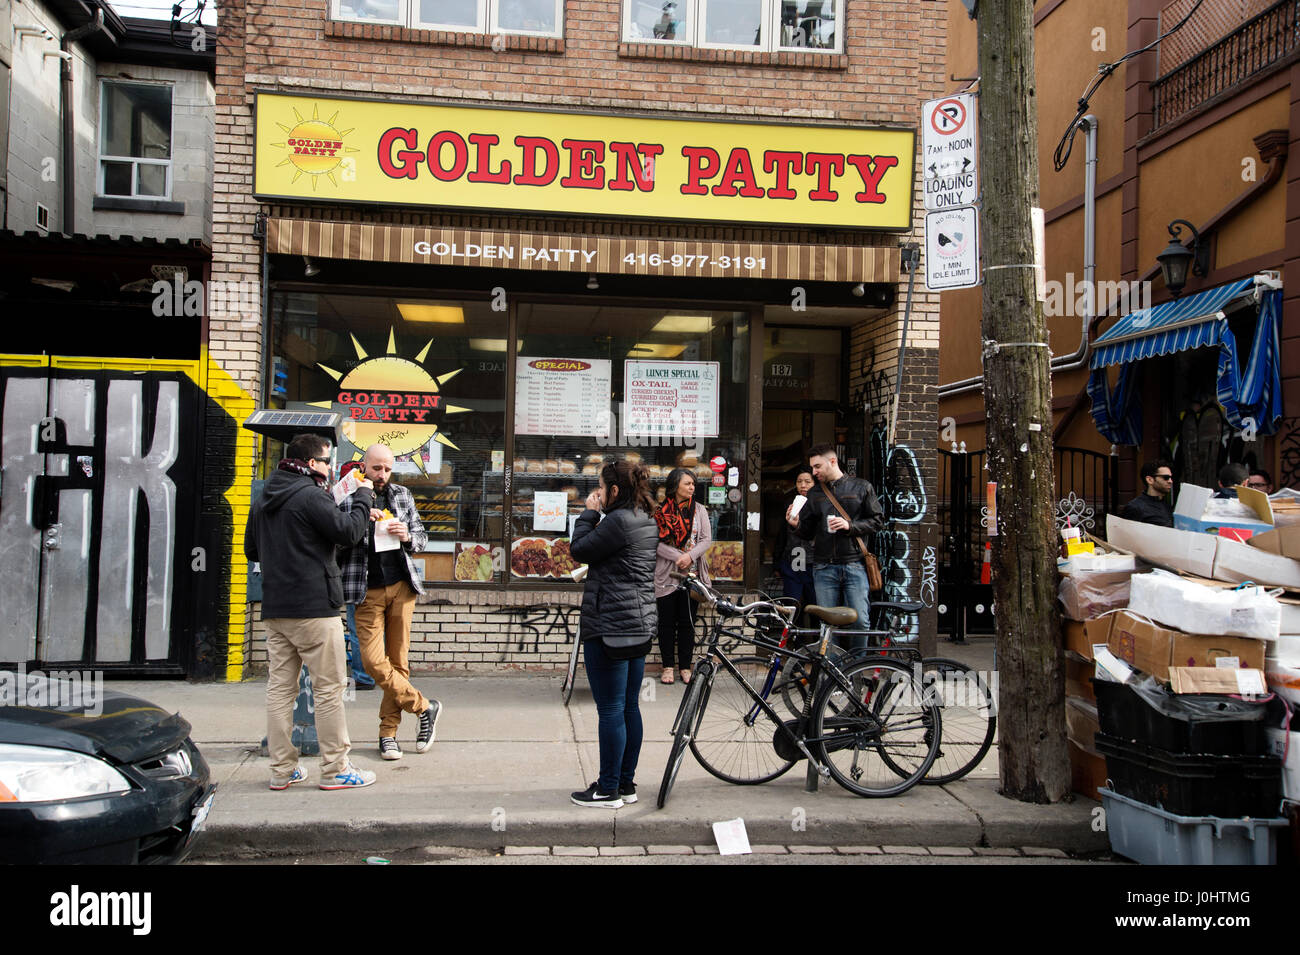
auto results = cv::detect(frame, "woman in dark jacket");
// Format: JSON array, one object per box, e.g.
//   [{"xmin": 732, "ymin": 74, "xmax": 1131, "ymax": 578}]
[
  {"xmin": 775, "ymin": 466, "xmax": 817, "ymax": 611},
  {"xmin": 568, "ymin": 458, "xmax": 659, "ymax": 808}
]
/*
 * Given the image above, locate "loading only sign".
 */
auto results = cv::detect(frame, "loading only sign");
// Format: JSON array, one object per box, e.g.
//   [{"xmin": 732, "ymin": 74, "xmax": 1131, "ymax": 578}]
[
  {"xmin": 922, "ymin": 93, "xmax": 979, "ymax": 211},
  {"xmin": 925, "ymin": 206, "xmax": 981, "ymax": 290}
]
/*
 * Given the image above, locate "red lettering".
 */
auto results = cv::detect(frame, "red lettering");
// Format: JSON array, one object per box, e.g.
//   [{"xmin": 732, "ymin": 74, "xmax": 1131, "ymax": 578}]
[
  {"xmin": 427, "ymin": 130, "xmax": 468, "ymax": 182},
  {"xmin": 405, "ymin": 394, "xmax": 420, "ymax": 408},
  {"xmin": 393, "ymin": 409, "xmax": 411, "ymax": 421},
  {"xmin": 467, "ymin": 133, "xmax": 512, "ymax": 183},
  {"xmin": 513, "ymin": 136, "xmax": 560, "ymax": 186},
  {"xmin": 608, "ymin": 142, "xmax": 663, "ymax": 192},
  {"xmin": 680, "ymin": 146, "xmax": 720, "ymax": 196},
  {"xmin": 805, "ymin": 153, "xmax": 844, "ymax": 202},
  {"xmin": 378, "ymin": 127, "xmax": 423, "ymax": 180},
  {"xmin": 338, "ymin": 392, "xmax": 353, "ymax": 404},
  {"xmin": 349, "ymin": 407, "xmax": 365, "ymax": 419},
  {"xmin": 763, "ymin": 151, "xmax": 802, "ymax": 199},
  {"xmin": 388, "ymin": 393, "xmax": 404, "ymax": 406},
  {"xmin": 560, "ymin": 139, "xmax": 605, "ymax": 189},
  {"xmin": 412, "ymin": 410, "xmax": 430, "ymax": 423},
  {"xmin": 845, "ymin": 154, "xmax": 898, "ymax": 203},
  {"xmin": 421, "ymin": 395, "xmax": 441, "ymax": 409},
  {"xmin": 711, "ymin": 147, "xmax": 764, "ymax": 198},
  {"xmin": 360, "ymin": 407, "xmax": 382, "ymax": 421}
]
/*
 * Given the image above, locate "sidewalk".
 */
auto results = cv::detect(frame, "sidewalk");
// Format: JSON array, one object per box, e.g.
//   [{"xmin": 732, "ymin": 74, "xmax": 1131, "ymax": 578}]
[{"xmin": 114, "ymin": 641, "xmax": 1109, "ymax": 859}]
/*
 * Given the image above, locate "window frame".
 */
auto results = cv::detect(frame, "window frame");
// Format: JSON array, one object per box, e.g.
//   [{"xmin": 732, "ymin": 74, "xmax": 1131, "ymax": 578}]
[
  {"xmin": 97, "ymin": 79, "xmax": 175, "ymax": 202},
  {"xmin": 623, "ymin": 0, "xmax": 841, "ymax": 53},
  {"xmin": 331, "ymin": 0, "xmax": 564, "ymax": 37}
]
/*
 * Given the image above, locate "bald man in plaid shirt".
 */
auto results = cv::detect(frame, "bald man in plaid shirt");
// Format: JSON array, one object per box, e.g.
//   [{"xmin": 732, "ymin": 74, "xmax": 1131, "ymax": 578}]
[{"xmin": 339, "ymin": 443, "xmax": 443, "ymax": 760}]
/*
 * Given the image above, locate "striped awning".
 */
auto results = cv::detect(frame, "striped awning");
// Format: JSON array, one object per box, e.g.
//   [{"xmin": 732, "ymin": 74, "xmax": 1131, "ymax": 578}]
[
  {"xmin": 265, "ymin": 218, "xmax": 899, "ymax": 283},
  {"xmin": 1090, "ymin": 277, "xmax": 1256, "ymax": 368}
]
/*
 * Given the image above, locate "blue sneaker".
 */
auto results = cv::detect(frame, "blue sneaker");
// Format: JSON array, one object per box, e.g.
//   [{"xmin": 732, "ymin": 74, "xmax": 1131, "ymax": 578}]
[
  {"xmin": 320, "ymin": 764, "xmax": 377, "ymax": 790},
  {"xmin": 269, "ymin": 766, "xmax": 308, "ymax": 790}
]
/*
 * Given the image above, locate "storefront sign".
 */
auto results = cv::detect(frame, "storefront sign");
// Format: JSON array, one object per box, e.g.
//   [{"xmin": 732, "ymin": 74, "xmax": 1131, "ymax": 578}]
[
  {"xmin": 515, "ymin": 357, "xmax": 612, "ymax": 437},
  {"xmin": 624, "ymin": 361, "xmax": 719, "ymax": 438},
  {"xmin": 254, "ymin": 93, "xmax": 914, "ymax": 229}
]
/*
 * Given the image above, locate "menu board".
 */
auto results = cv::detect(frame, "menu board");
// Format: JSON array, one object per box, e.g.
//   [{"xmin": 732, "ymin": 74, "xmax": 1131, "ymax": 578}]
[
  {"xmin": 624, "ymin": 360, "xmax": 720, "ymax": 438},
  {"xmin": 515, "ymin": 357, "xmax": 612, "ymax": 437}
]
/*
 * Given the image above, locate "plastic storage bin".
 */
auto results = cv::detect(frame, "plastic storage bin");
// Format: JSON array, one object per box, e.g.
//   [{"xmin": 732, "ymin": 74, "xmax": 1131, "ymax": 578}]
[
  {"xmin": 1100, "ymin": 787, "xmax": 1288, "ymax": 865},
  {"xmin": 1092, "ymin": 680, "xmax": 1267, "ymax": 755},
  {"xmin": 1095, "ymin": 731, "xmax": 1282, "ymax": 818}
]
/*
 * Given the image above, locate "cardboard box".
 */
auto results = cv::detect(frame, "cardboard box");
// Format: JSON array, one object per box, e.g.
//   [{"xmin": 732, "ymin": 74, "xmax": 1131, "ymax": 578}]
[
  {"xmin": 1065, "ymin": 655, "xmax": 1096, "ymax": 703},
  {"xmin": 1107, "ymin": 514, "xmax": 1217, "ymax": 578},
  {"xmin": 1063, "ymin": 619, "xmax": 1087, "ymax": 655},
  {"xmin": 1248, "ymin": 525, "xmax": 1300, "ymax": 561},
  {"xmin": 1173, "ymin": 483, "xmax": 1274, "ymax": 538},
  {"xmin": 1063, "ymin": 615, "xmax": 1113, "ymax": 661},
  {"xmin": 1065, "ymin": 696, "xmax": 1100, "ymax": 751},
  {"xmin": 1212, "ymin": 536, "xmax": 1300, "ymax": 589},
  {"xmin": 1178, "ymin": 572, "xmax": 1300, "ymax": 635},
  {"xmin": 1168, "ymin": 667, "xmax": 1268, "ymax": 695},
  {"xmin": 1069, "ymin": 739, "xmax": 1107, "ymax": 801},
  {"xmin": 1107, "ymin": 611, "xmax": 1266, "ymax": 682}
]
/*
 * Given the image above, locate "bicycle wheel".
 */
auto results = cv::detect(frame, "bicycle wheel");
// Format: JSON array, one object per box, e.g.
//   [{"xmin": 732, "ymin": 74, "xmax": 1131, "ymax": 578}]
[
  {"xmin": 919, "ymin": 658, "xmax": 996, "ymax": 784},
  {"xmin": 811, "ymin": 657, "xmax": 940, "ymax": 798},
  {"xmin": 691, "ymin": 655, "xmax": 797, "ymax": 785},
  {"xmin": 656, "ymin": 661, "xmax": 710, "ymax": 809},
  {"xmin": 560, "ymin": 617, "xmax": 582, "ymax": 706}
]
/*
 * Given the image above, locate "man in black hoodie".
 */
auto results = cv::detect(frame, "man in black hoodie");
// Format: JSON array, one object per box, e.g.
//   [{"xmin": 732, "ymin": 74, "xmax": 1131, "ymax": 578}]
[{"xmin": 245, "ymin": 433, "xmax": 378, "ymax": 791}]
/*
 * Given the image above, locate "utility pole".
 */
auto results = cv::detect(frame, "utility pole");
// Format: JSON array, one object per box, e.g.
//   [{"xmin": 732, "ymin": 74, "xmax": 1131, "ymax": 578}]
[{"xmin": 977, "ymin": 0, "xmax": 1069, "ymax": 801}]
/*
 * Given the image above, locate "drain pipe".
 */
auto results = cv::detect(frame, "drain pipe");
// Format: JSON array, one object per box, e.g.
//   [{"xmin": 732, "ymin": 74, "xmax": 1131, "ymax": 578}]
[
  {"xmin": 61, "ymin": 6, "xmax": 106, "ymax": 235},
  {"xmin": 938, "ymin": 115, "xmax": 1098, "ymax": 397}
]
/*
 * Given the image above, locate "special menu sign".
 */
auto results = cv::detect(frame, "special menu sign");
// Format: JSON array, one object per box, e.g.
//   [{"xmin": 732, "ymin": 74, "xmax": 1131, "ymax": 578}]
[
  {"xmin": 624, "ymin": 360, "xmax": 719, "ymax": 438},
  {"xmin": 515, "ymin": 357, "xmax": 612, "ymax": 437},
  {"xmin": 253, "ymin": 93, "xmax": 915, "ymax": 229}
]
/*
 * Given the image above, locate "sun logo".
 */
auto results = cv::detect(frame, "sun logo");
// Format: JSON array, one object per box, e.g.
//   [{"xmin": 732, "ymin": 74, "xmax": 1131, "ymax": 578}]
[
  {"xmin": 311, "ymin": 327, "xmax": 470, "ymax": 471},
  {"xmin": 269, "ymin": 103, "xmax": 360, "ymax": 189}
]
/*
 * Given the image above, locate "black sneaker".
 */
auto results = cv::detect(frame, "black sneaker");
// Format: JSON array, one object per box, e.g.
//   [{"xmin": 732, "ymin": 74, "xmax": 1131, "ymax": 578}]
[
  {"xmin": 570, "ymin": 782, "xmax": 623, "ymax": 809},
  {"xmin": 379, "ymin": 736, "xmax": 402, "ymax": 760},
  {"xmin": 619, "ymin": 782, "xmax": 638, "ymax": 804},
  {"xmin": 416, "ymin": 700, "xmax": 441, "ymax": 753}
]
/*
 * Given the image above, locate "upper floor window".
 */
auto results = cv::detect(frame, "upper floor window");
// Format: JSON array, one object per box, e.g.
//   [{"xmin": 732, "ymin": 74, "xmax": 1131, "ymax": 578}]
[
  {"xmin": 99, "ymin": 81, "xmax": 173, "ymax": 200},
  {"xmin": 333, "ymin": 0, "xmax": 563, "ymax": 37},
  {"xmin": 624, "ymin": 0, "xmax": 840, "ymax": 51}
]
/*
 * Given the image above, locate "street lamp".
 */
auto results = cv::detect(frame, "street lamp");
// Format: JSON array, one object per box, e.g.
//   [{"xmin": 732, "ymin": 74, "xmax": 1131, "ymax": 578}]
[{"xmin": 1156, "ymin": 219, "xmax": 1208, "ymax": 296}]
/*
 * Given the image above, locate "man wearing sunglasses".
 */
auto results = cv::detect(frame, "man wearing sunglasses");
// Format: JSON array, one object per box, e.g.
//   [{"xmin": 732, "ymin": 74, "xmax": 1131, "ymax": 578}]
[{"xmin": 1120, "ymin": 460, "xmax": 1174, "ymax": 527}]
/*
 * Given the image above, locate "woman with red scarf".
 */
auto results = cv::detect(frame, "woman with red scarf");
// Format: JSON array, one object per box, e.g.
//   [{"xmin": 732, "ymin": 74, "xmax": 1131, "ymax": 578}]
[{"xmin": 653, "ymin": 468, "xmax": 712, "ymax": 684}]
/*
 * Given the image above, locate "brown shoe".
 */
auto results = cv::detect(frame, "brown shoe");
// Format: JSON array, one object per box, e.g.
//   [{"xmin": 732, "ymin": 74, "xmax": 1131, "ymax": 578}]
[
  {"xmin": 680, "ymin": 669, "xmax": 692, "ymax": 684},
  {"xmin": 660, "ymin": 667, "xmax": 675, "ymax": 685}
]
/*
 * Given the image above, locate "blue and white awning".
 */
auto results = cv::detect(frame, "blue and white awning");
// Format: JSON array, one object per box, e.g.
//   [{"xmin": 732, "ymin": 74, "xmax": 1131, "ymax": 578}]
[{"xmin": 1090, "ymin": 277, "xmax": 1256, "ymax": 369}]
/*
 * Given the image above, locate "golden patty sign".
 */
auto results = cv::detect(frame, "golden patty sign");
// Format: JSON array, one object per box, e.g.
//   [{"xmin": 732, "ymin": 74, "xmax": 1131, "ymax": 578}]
[{"xmin": 254, "ymin": 93, "xmax": 914, "ymax": 229}]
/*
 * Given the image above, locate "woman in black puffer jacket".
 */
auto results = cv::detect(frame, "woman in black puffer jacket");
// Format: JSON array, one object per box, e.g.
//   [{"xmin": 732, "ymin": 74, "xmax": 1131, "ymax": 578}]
[{"xmin": 568, "ymin": 458, "xmax": 659, "ymax": 809}]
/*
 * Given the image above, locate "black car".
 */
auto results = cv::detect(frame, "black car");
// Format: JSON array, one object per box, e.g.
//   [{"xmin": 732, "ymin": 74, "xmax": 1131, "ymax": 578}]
[{"xmin": 0, "ymin": 674, "xmax": 215, "ymax": 864}]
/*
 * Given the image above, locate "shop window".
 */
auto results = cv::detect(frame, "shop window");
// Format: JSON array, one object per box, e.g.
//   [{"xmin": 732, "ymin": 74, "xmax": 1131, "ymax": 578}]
[
  {"xmin": 332, "ymin": 0, "xmax": 563, "ymax": 36},
  {"xmin": 624, "ymin": 0, "xmax": 840, "ymax": 51},
  {"xmin": 99, "ymin": 81, "xmax": 173, "ymax": 200},
  {"xmin": 270, "ymin": 291, "xmax": 509, "ymax": 585},
  {"xmin": 509, "ymin": 305, "xmax": 749, "ymax": 586}
]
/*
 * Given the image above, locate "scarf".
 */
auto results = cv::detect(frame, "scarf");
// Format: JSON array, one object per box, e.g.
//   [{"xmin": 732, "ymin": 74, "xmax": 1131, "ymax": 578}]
[
  {"xmin": 279, "ymin": 457, "xmax": 327, "ymax": 488},
  {"xmin": 655, "ymin": 496, "xmax": 694, "ymax": 549}
]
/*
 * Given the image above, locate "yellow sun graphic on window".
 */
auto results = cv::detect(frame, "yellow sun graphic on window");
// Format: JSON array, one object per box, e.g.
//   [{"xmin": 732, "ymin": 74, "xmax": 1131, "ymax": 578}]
[
  {"xmin": 309, "ymin": 327, "xmax": 471, "ymax": 471},
  {"xmin": 269, "ymin": 103, "xmax": 361, "ymax": 189}
]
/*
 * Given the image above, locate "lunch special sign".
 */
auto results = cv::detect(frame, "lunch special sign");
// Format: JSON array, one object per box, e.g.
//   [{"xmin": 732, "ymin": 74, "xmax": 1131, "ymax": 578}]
[{"xmin": 253, "ymin": 93, "xmax": 915, "ymax": 229}]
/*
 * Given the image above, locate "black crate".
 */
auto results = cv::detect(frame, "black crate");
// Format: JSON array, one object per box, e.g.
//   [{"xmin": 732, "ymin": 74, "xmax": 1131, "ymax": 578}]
[
  {"xmin": 1095, "ymin": 732, "xmax": 1283, "ymax": 818},
  {"xmin": 1092, "ymin": 680, "xmax": 1267, "ymax": 755}
]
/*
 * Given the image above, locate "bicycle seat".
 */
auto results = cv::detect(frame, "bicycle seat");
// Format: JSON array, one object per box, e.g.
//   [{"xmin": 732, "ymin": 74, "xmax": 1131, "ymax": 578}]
[
  {"xmin": 872, "ymin": 600, "xmax": 924, "ymax": 615},
  {"xmin": 805, "ymin": 605, "xmax": 858, "ymax": 626}
]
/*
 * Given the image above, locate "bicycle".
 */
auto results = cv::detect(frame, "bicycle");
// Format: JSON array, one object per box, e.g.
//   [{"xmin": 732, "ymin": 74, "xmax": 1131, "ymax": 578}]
[
  {"xmin": 764, "ymin": 601, "xmax": 996, "ymax": 784},
  {"xmin": 657, "ymin": 572, "xmax": 942, "ymax": 808},
  {"xmin": 488, "ymin": 603, "xmax": 582, "ymax": 704}
]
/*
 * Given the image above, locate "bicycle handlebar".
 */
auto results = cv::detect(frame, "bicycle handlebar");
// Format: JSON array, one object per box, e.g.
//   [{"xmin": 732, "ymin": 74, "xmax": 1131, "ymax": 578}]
[{"xmin": 670, "ymin": 571, "xmax": 794, "ymax": 622}]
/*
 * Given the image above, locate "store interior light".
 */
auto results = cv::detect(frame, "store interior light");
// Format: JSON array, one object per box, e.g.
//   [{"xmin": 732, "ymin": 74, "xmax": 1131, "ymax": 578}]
[
  {"xmin": 469, "ymin": 338, "xmax": 521, "ymax": 352},
  {"xmin": 628, "ymin": 343, "xmax": 686, "ymax": 359},
  {"xmin": 397, "ymin": 303, "xmax": 465, "ymax": 324},
  {"xmin": 651, "ymin": 315, "xmax": 713, "ymax": 334}
]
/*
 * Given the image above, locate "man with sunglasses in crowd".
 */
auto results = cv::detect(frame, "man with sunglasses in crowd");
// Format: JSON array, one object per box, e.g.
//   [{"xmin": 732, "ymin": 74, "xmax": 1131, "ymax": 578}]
[{"xmin": 1120, "ymin": 460, "xmax": 1174, "ymax": 527}]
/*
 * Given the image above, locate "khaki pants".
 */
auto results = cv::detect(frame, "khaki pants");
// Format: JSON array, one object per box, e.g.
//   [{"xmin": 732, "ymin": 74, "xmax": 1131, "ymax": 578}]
[
  {"xmin": 354, "ymin": 581, "xmax": 428, "ymax": 738},
  {"xmin": 266, "ymin": 616, "xmax": 351, "ymax": 779}
]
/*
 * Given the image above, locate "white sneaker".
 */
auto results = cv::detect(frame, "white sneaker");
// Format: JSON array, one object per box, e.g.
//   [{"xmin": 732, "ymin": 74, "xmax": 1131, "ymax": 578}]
[{"xmin": 320, "ymin": 764, "xmax": 377, "ymax": 790}]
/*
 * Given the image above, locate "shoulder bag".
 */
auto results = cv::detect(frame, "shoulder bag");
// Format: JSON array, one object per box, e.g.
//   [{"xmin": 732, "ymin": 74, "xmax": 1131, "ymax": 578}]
[{"xmin": 820, "ymin": 481, "xmax": 884, "ymax": 592}]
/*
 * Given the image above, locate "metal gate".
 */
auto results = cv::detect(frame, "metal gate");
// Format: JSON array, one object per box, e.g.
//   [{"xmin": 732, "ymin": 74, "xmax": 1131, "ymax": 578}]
[
  {"xmin": 0, "ymin": 359, "xmax": 204, "ymax": 673},
  {"xmin": 938, "ymin": 445, "xmax": 1119, "ymax": 641}
]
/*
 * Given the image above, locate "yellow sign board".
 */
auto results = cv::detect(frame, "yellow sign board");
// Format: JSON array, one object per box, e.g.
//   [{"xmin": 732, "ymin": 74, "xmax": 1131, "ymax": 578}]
[{"xmin": 253, "ymin": 93, "xmax": 915, "ymax": 229}]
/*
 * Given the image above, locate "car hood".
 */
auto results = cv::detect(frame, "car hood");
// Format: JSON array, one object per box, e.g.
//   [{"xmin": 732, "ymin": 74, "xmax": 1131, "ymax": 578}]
[{"xmin": 0, "ymin": 675, "xmax": 193, "ymax": 764}]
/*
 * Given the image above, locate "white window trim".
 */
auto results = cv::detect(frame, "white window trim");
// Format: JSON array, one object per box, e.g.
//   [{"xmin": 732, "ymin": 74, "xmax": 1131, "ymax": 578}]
[
  {"xmin": 623, "ymin": 0, "xmax": 841, "ymax": 53},
  {"xmin": 98, "ymin": 79, "xmax": 174, "ymax": 201},
  {"xmin": 332, "ymin": 0, "xmax": 564, "ymax": 37}
]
